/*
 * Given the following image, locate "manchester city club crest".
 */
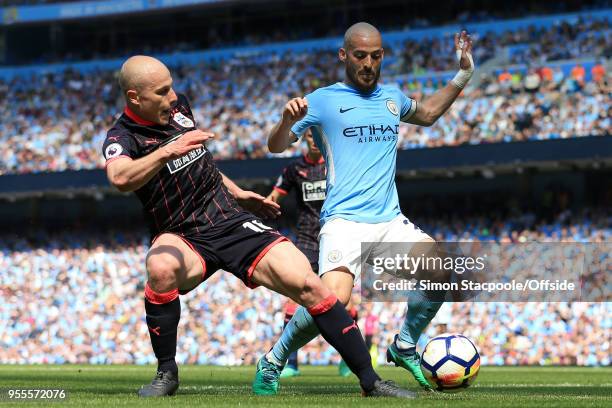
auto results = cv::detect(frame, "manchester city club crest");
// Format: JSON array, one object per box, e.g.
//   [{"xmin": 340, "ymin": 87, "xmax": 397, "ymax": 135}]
[
  {"xmin": 386, "ymin": 99, "xmax": 399, "ymax": 116},
  {"xmin": 327, "ymin": 249, "xmax": 343, "ymax": 263}
]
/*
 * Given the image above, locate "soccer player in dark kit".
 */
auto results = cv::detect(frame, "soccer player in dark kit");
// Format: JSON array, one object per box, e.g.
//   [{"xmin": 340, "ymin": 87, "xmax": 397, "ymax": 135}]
[
  {"xmin": 102, "ymin": 55, "xmax": 415, "ymax": 398},
  {"xmin": 268, "ymin": 129, "xmax": 358, "ymax": 378},
  {"xmin": 269, "ymin": 130, "xmax": 325, "ymax": 277}
]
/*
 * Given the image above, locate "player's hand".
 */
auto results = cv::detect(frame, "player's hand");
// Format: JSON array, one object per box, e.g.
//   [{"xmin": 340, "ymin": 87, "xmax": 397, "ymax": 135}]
[
  {"xmin": 455, "ymin": 30, "xmax": 474, "ymax": 71},
  {"xmin": 162, "ymin": 129, "xmax": 215, "ymax": 159},
  {"xmin": 282, "ymin": 97, "xmax": 308, "ymax": 124},
  {"xmin": 235, "ymin": 190, "xmax": 282, "ymax": 219}
]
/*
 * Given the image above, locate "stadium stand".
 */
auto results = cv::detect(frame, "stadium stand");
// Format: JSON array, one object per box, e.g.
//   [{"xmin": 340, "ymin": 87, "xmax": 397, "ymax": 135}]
[
  {"xmin": 0, "ymin": 10, "xmax": 609, "ymax": 175},
  {"xmin": 1, "ymin": 206, "xmax": 609, "ymax": 366}
]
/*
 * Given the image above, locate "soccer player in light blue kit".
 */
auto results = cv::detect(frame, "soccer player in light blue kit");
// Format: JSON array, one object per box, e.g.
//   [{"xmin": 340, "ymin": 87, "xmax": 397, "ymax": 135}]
[{"xmin": 253, "ymin": 22, "xmax": 474, "ymax": 394}]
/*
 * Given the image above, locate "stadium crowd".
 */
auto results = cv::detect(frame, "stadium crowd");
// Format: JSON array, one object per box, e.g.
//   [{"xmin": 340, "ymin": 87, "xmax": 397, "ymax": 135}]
[
  {"xmin": 0, "ymin": 12, "xmax": 610, "ymax": 175},
  {"xmin": 1, "ymin": 208, "xmax": 609, "ymax": 366},
  {"xmin": 506, "ymin": 18, "xmax": 611, "ymax": 65},
  {"xmin": 395, "ymin": 16, "xmax": 609, "ymax": 74}
]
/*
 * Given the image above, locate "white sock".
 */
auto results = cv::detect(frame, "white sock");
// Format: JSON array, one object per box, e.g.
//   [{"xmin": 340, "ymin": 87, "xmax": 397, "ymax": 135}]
[
  {"xmin": 396, "ymin": 338, "xmax": 416, "ymax": 350},
  {"xmin": 266, "ymin": 351, "xmax": 283, "ymax": 367}
]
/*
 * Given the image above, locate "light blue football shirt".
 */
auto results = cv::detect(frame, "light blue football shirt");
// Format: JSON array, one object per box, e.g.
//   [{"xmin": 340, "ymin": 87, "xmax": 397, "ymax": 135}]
[{"xmin": 291, "ymin": 82, "xmax": 417, "ymax": 225}]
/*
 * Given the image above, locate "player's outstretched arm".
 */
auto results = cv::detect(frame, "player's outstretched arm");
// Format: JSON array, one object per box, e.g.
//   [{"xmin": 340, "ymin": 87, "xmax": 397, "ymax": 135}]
[
  {"xmin": 405, "ymin": 30, "xmax": 474, "ymax": 127},
  {"xmin": 106, "ymin": 129, "xmax": 214, "ymax": 192},
  {"xmin": 268, "ymin": 97, "xmax": 308, "ymax": 153}
]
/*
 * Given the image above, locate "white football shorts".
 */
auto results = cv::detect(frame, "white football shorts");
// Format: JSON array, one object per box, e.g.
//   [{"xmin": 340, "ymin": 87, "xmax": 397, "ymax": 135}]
[{"xmin": 318, "ymin": 214, "xmax": 432, "ymax": 278}]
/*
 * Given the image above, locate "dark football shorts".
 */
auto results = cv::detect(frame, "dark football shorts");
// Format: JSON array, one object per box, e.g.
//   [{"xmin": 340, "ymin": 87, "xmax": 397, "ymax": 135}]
[
  {"xmin": 297, "ymin": 247, "xmax": 319, "ymax": 274},
  {"xmin": 153, "ymin": 212, "xmax": 287, "ymax": 293}
]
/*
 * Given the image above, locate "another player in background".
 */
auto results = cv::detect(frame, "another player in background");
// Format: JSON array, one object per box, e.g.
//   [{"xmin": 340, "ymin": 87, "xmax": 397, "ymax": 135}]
[
  {"xmin": 254, "ymin": 22, "xmax": 475, "ymax": 393},
  {"xmin": 269, "ymin": 129, "xmax": 326, "ymax": 280},
  {"xmin": 103, "ymin": 55, "xmax": 415, "ymax": 399},
  {"xmin": 268, "ymin": 129, "xmax": 357, "ymax": 378}
]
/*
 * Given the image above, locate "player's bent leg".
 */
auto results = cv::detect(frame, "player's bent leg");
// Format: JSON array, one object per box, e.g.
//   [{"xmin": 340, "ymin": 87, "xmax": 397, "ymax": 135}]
[
  {"xmin": 339, "ymin": 300, "xmax": 360, "ymax": 377},
  {"xmin": 251, "ymin": 242, "xmax": 320, "ymax": 395},
  {"xmin": 320, "ymin": 268, "xmax": 354, "ymax": 306},
  {"xmin": 320, "ymin": 269, "xmax": 355, "ymax": 377},
  {"xmin": 139, "ymin": 233, "xmax": 204, "ymax": 398},
  {"xmin": 256, "ymin": 269, "xmax": 356, "ymax": 392},
  {"xmin": 253, "ymin": 255, "xmax": 353, "ymax": 392},
  {"xmin": 146, "ymin": 233, "xmax": 205, "ymax": 293},
  {"xmin": 250, "ymin": 241, "xmax": 324, "ymax": 306},
  {"xmin": 251, "ymin": 242, "xmax": 415, "ymax": 398},
  {"xmin": 388, "ymin": 237, "xmax": 441, "ymax": 392},
  {"xmin": 280, "ymin": 301, "xmax": 300, "ymax": 378}
]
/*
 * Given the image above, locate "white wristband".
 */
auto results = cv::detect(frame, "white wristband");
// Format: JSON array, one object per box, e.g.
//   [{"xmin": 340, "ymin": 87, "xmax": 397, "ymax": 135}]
[
  {"xmin": 451, "ymin": 49, "xmax": 474, "ymax": 89},
  {"xmin": 451, "ymin": 69, "xmax": 473, "ymax": 89}
]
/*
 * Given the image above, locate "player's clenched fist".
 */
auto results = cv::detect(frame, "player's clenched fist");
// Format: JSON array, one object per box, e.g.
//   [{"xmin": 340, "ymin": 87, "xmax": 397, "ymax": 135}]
[
  {"xmin": 282, "ymin": 97, "xmax": 308, "ymax": 124},
  {"xmin": 162, "ymin": 129, "xmax": 215, "ymax": 159}
]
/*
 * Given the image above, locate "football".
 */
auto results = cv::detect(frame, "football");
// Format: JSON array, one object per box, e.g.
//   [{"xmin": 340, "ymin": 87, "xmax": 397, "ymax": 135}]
[{"xmin": 420, "ymin": 333, "xmax": 481, "ymax": 392}]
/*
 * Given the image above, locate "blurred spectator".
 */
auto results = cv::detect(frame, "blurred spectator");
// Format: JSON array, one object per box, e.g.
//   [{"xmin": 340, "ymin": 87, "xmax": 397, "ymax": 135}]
[
  {"xmin": 591, "ymin": 61, "xmax": 606, "ymax": 83},
  {"xmin": 498, "ymin": 69, "xmax": 513, "ymax": 84},
  {"xmin": 552, "ymin": 66, "xmax": 566, "ymax": 89},
  {"xmin": 571, "ymin": 63, "xmax": 587, "ymax": 85},
  {"xmin": 524, "ymin": 68, "xmax": 541, "ymax": 93},
  {"xmin": 540, "ymin": 66, "xmax": 553, "ymax": 83}
]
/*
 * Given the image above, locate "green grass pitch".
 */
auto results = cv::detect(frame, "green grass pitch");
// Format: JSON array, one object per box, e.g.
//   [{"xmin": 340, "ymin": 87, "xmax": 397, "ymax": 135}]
[{"xmin": 0, "ymin": 365, "xmax": 610, "ymax": 407}]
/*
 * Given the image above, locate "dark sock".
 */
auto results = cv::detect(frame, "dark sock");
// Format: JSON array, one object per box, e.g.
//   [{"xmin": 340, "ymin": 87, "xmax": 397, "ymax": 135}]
[
  {"xmin": 144, "ymin": 284, "xmax": 181, "ymax": 374},
  {"xmin": 284, "ymin": 314, "xmax": 299, "ymax": 369},
  {"xmin": 309, "ymin": 297, "xmax": 380, "ymax": 391}
]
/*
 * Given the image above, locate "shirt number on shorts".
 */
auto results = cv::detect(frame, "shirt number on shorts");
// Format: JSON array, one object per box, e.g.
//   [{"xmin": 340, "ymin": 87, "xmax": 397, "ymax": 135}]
[{"xmin": 242, "ymin": 220, "xmax": 272, "ymax": 233}]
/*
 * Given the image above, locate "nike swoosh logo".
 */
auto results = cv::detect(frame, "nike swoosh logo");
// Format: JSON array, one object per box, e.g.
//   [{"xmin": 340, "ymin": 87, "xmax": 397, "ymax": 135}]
[{"xmin": 339, "ymin": 107, "xmax": 357, "ymax": 113}]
